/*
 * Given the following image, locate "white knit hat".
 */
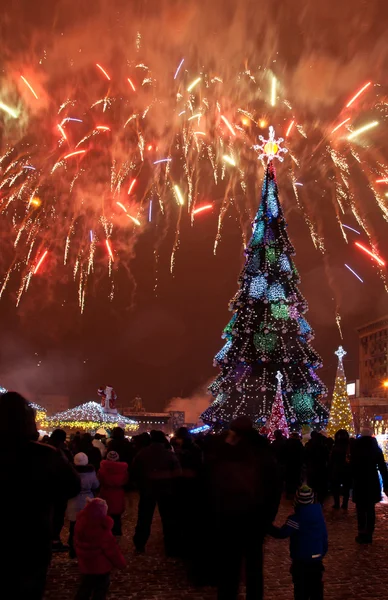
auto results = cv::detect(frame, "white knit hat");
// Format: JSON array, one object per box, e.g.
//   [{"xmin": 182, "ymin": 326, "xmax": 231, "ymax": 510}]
[{"xmin": 74, "ymin": 452, "xmax": 88, "ymax": 466}]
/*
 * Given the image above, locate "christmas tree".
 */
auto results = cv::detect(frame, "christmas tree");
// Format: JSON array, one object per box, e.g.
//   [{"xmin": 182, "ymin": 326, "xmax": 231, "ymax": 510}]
[
  {"xmin": 267, "ymin": 372, "xmax": 290, "ymax": 441},
  {"xmin": 201, "ymin": 127, "xmax": 328, "ymax": 429},
  {"xmin": 327, "ymin": 346, "xmax": 355, "ymax": 437}
]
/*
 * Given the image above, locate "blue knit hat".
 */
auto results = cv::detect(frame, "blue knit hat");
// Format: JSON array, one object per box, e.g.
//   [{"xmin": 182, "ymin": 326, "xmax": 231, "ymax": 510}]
[{"xmin": 295, "ymin": 485, "xmax": 314, "ymax": 505}]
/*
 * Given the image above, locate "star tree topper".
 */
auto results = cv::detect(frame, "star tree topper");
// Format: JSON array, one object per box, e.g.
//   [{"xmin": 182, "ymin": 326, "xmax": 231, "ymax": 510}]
[
  {"xmin": 335, "ymin": 346, "xmax": 347, "ymax": 362},
  {"xmin": 255, "ymin": 126, "xmax": 288, "ymax": 162},
  {"xmin": 276, "ymin": 370, "xmax": 283, "ymax": 385}
]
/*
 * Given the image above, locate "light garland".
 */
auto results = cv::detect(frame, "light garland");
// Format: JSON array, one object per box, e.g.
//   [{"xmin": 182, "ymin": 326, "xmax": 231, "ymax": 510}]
[
  {"xmin": 327, "ymin": 346, "xmax": 355, "ymax": 437},
  {"xmin": 201, "ymin": 148, "xmax": 328, "ymax": 430},
  {"xmin": 42, "ymin": 401, "xmax": 139, "ymax": 433}
]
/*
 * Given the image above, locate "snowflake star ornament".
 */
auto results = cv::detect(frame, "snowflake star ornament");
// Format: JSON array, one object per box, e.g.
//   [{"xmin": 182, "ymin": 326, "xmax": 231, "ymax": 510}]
[
  {"xmin": 335, "ymin": 346, "xmax": 347, "ymax": 361},
  {"xmin": 255, "ymin": 125, "xmax": 288, "ymax": 162}
]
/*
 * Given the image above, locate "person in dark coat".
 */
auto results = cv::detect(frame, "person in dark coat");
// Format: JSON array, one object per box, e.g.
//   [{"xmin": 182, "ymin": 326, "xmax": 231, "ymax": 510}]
[
  {"xmin": 172, "ymin": 427, "xmax": 203, "ymax": 558},
  {"xmin": 284, "ymin": 433, "xmax": 305, "ymax": 498},
  {"xmin": 0, "ymin": 392, "xmax": 80, "ymax": 599},
  {"xmin": 49, "ymin": 428, "xmax": 77, "ymax": 550},
  {"xmin": 79, "ymin": 432, "xmax": 103, "ymax": 472},
  {"xmin": 271, "ymin": 429, "xmax": 287, "ymax": 483},
  {"xmin": 329, "ymin": 429, "xmax": 351, "ymax": 510},
  {"xmin": 107, "ymin": 426, "xmax": 135, "ymax": 468},
  {"xmin": 207, "ymin": 417, "xmax": 281, "ymax": 600},
  {"xmin": 351, "ymin": 428, "xmax": 388, "ymax": 543},
  {"xmin": 132, "ymin": 430, "xmax": 182, "ymax": 555},
  {"xmin": 305, "ymin": 431, "xmax": 329, "ymax": 504}
]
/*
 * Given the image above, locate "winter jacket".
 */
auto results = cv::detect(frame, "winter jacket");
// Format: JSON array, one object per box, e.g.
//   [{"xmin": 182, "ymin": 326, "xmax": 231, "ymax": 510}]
[
  {"xmin": 74, "ymin": 501, "xmax": 126, "ymax": 574},
  {"xmin": 132, "ymin": 442, "xmax": 182, "ymax": 492},
  {"xmin": 270, "ymin": 503, "xmax": 328, "ymax": 562},
  {"xmin": 98, "ymin": 460, "xmax": 128, "ymax": 514},
  {"xmin": 66, "ymin": 465, "xmax": 99, "ymax": 521},
  {"xmin": 207, "ymin": 434, "xmax": 281, "ymax": 530},
  {"xmin": 329, "ymin": 441, "xmax": 351, "ymax": 486},
  {"xmin": 0, "ymin": 441, "xmax": 80, "ymax": 567},
  {"xmin": 351, "ymin": 435, "xmax": 388, "ymax": 504}
]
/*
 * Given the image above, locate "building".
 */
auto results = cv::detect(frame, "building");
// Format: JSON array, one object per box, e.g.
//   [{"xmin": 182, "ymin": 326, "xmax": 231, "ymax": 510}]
[
  {"xmin": 121, "ymin": 410, "xmax": 185, "ymax": 435},
  {"xmin": 358, "ymin": 315, "xmax": 388, "ymax": 398}
]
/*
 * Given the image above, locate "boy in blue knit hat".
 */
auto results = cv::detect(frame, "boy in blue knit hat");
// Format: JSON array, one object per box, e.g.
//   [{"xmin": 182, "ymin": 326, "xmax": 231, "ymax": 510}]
[{"xmin": 269, "ymin": 485, "xmax": 328, "ymax": 599}]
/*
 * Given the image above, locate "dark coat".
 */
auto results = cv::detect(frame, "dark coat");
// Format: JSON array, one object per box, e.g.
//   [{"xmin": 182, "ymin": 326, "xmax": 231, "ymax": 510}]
[
  {"xmin": 329, "ymin": 441, "xmax": 351, "ymax": 486},
  {"xmin": 131, "ymin": 442, "xmax": 182, "ymax": 493},
  {"xmin": 0, "ymin": 441, "xmax": 80, "ymax": 562},
  {"xmin": 75, "ymin": 501, "xmax": 126, "ymax": 574},
  {"xmin": 351, "ymin": 436, "xmax": 388, "ymax": 504},
  {"xmin": 207, "ymin": 433, "xmax": 281, "ymax": 530}
]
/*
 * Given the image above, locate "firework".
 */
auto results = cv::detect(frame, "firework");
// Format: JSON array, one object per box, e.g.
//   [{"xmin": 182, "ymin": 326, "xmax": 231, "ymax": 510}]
[
  {"xmin": 222, "ymin": 155, "xmax": 236, "ymax": 166},
  {"xmin": 344, "ymin": 263, "xmax": 364, "ymax": 282},
  {"xmin": 193, "ymin": 204, "xmax": 212, "ymax": 215},
  {"xmin": 127, "ymin": 78, "xmax": 136, "ymax": 92},
  {"xmin": 342, "ymin": 224, "xmax": 360, "ymax": 235},
  {"xmin": 20, "ymin": 75, "xmax": 38, "ymax": 99},
  {"xmin": 345, "ymin": 82, "xmax": 372, "ymax": 108},
  {"xmin": 64, "ymin": 150, "xmax": 86, "ymax": 160},
  {"xmin": 220, "ymin": 115, "xmax": 236, "ymax": 136},
  {"xmin": 96, "ymin": 64, "xmax": 111, "ymax": 80},
  {"xmin": 331, "ymin": 118, "xmax": 350, "ymax": 134},
  {"xmin": 0, "ymin": 101, "xmax": 18, "ymax": 118},
  {"xmin": 355, "ymin": 242, "xmax": 385, "ymax": 266},
  {"xmin": 174, "ymin": 59, "xmax": 185, "ymax": 80},
  {"xmin": 348, "ymin": 121, "xmax": 378, "ymax": 140},
  {"xmin": 34, "ymin": 251, "xmax": 48, "ymax": 274},
  {"xmin": 105, "ymin": 240, "xmax": 114, "ymax": 261},
  {"xmin": 173, "ymin": 185, "xmax": 185, "ymax": 206},
  {"xmin": 285, "ymin": 120, "xmax": 294, "ymax": 137},
  {"xmin": 187, "ymin": 77, "xmax": 201, "ymax": 92},
  {"xmin": 270, "ymin": 76, "xmax": 276, "ymax": 107}
]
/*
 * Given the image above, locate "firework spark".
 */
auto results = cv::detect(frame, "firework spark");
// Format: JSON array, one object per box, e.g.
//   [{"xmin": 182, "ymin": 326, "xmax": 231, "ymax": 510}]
[
  {"xmin": 193, "ymin": 204, "xmax": 213, "ymax": 215},
  {"xmin": 96, "ymin": 64, "xmax": 111, "ymax": 81},
  {"xmin": 174, "ymin": 58, "xmax": 185, "ymax": 80},
  {"xmin": 20, "ymin": 75, "xmax": 39, "ymax": 99},
  {"xmin": 105, "ymin": 240, "xmax": 114, "ymax": 261},
  {"xmin": 34, "ymin": 251, "xmax": 48, "ymax": 274},
  {"xmin": 348, "ymin": 121, "xmax": 378, "ymax": 140},
  {"xmin": 355, "ymin": 242, "xmax": 385, "ymax": 266},
  {"xmin": 345, "ymin": 263, "xmax": 364, "ymax": 282},
  {"xmin": 346, "ymin": 82, "xmax": 372, "ymax": 108}
]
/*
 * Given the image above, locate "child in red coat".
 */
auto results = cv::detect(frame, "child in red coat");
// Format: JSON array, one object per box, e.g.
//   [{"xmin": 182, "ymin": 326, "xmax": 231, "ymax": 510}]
[
  {"xmin": 98, "ymin": 451, "xmax": 128, "ymax": 536},
  {"xmin": 74, "ymin": 498, "xmax": 126, "ymax": 600}
]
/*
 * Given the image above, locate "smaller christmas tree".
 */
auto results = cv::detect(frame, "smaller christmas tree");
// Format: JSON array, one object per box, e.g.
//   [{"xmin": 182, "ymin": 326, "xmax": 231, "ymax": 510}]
[
  {"xmin": 267, "ymin": 371, "xmax": 290, "ymax": 441},
  {"xmin": 327, "ymin": 346, "xmax": 355, "ymax": 438}
]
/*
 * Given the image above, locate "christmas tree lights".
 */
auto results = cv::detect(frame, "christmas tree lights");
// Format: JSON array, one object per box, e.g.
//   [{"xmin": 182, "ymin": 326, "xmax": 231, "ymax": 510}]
[
  {"xmin": 267, "ymin": 372, "xmax": 290, "ymax": 441},
  {"xmin": 201, "ymin": 128, "xmax": 328, "ymax": 429},
  {"xmin": 42, "ymin": 401, "xmax": 139, "ymax": 433},
  {"xmin": 327, "ymin": 346, "xmax": 355, "ymax": 437}
]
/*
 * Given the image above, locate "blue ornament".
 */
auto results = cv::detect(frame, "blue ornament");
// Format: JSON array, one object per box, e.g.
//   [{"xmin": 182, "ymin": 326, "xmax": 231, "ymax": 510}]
[{"xmin": 249, "ymin": 275, "xmax": 267, "ymax": 299}]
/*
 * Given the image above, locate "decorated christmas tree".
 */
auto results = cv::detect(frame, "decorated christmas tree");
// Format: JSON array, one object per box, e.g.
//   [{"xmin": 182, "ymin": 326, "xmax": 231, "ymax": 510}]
[
  {"xmin": 201, "ymin": 127, "xmax": 328, "ymax": 429},
  {"xmin": 267, "ymin": 372, "xmax": 290, "ymax": 441},
  {"xmin": 327, "ymin": 346, "xmax": 355, "ymax": 437}
]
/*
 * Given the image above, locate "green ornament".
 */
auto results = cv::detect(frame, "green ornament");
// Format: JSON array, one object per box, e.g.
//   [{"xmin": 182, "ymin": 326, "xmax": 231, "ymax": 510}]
[
  {"xmin": 253, "ymin": 332, "xmax": 277, "ymax": 353},
  {"xmin": 271, "ymin": 304, "xmax": 289, "ymax": 319},
  {"xmin": 292, "ymin": 392, "xmax": 314, "ymax": 420}
]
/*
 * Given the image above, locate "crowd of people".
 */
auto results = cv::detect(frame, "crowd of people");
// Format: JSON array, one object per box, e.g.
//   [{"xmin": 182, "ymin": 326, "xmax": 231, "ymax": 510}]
[{"xmin": 1, "ymin": 390, "xmax": 388, "ymax": 600}]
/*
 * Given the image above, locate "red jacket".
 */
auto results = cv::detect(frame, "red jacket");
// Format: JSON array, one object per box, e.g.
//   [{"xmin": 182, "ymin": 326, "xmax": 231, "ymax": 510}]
[
  {"xmin": 98, "ymin": 460, "xmax": 128, "ymax": 515},
  {"xmin": 74, "ymin": 501, "xmax": 126, "ymax": 574}
]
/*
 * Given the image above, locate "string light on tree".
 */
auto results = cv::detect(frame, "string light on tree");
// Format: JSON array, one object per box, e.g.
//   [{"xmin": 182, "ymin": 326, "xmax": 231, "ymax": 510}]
[
  {"xmin": 327, "ymin": 346, "xmax": 355, "ymax": 438},
  {"xmin": 267, "ymin": 372, "xmax": 290, "ymax": 441},
  {"xmin": 201, "ymin": 128, "xmax": 328, "ymax": 430}
]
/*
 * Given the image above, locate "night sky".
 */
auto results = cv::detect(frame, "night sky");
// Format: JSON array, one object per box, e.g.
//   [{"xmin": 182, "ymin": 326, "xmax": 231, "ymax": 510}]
[{"xmin": 1, "ymin": 0, "xmax": 388, "ymax": 414}]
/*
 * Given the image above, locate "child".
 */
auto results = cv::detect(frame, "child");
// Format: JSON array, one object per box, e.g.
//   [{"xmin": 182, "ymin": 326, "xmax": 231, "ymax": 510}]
[
  {"xmin": 74, "ymin": 498, "xmax": 126, "ymax": 600},
  {"xmin": 269, "ymin": 485, "xmax": 328, "ymax": 600},
  {"xmin": 66, "ymin": 452, "xmax": 99, "ymax": 558},
  {"xmin": 98, "ymin": 450, "xmax": 128, "ymax": 536}
]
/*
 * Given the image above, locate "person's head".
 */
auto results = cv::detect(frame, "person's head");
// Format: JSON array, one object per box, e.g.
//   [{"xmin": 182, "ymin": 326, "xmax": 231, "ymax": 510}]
[
  {"xmin": 360, "ymin": 427, "xmax": 373, "ymax": 437},
  {"xmin": 111, "ymin": 426, "xmax": 125, "ymax": 441},
  {"xmin": 94, "ymin": 433, "xmax": 102, "ymax": 440},
  {"xmin": 334, "ymin": 429, "xmax": 350, "ymax": 443},
  {"xmin": 106, "ymin": 450, "xmax": 119, "ymax": 462},
  {"xmin": 81, "ymin": 432, "xmax": 93, "ymax": 445},
  {"xmin": 310, "ymin": 430, "xmax": 319, "ymax": 440},
  {"xmin": 50, "ymin": 428, "xmax": 67, "ymax": 448},
  {"xmin": 150, "ymin": 430, "xmax": 168, "ymax": 445},
  {"xmin": 227, "ymin": 416, "xmax": 253, "ymax": 445},
  {"xmin": 174, "ymin": 427, "xmax": 191, "ymax": 446},
  {"xmin": 74, "ymin": 452, "xmax": 89, "ymax": 466},
  {"xmin": 290, "ymin": 432, "xmax": 301, "ymax": 440},
  {"xmin": 295, "ymin": 485, "xmax": 315, "ymax": 507},
  {"xmin": 274, "ymin": 429, "xmax": 284, "ymax": 441},
  {"xmin": 0, "ymin": 392, "xmax": 38, "ymax": 443}
]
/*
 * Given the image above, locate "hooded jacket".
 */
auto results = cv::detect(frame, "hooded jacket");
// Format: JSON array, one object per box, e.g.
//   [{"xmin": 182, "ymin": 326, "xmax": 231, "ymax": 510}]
[
  {"xmin": 74, "ymin": 501, "xmax": 126, "ymax": 574},
  {"xmin": 66, "ymin": 465, "xmax": 99, "ymax": 521},
  {"xmin": 98, "ymin": 459, "xmax": 128, "ymax": 514},
  {"xmin": 351, "ymin": 435, "xmax": 388, "ymax": 504}
]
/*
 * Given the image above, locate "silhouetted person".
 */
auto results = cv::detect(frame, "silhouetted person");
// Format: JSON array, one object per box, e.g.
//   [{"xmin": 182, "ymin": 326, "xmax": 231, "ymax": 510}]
[
  {"xmin": 132, "ymin": 430, "xmax": 181, "ymax": 555},
  {"xmin": 208, "ymin": 417, "xmax": 281, "ymax": 600},
  {"xmin": 79, "ymin": 432, "xmax": 102, "ymax": 471},
  {"xmin": 49, "ymin": 428, "xmax": 76, "ymax": 550},
  {"xmin": 284, "ymin": 433, "xmax": 305, "ymax": 498},
  {"xmin": 351, "ymin": 428, "xmax": 388, "ymax": 543},
  {"xmin": 271, "ymin": 429, "xmax": 287, "ymax": 484},
  {"xmin": 0, "ymin": 392, "xmax": 80, "ymax": 599},
  {"xmin": 107, "ymin": 426, "xmax": 135, "ymax": 467},
  {"xmin": 329, "ymin": 429, "xmax": 351, "ymax": 510},
  {"xmin": 305, "ymin": 431, "xmax": 329, "ymax": 504}
]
